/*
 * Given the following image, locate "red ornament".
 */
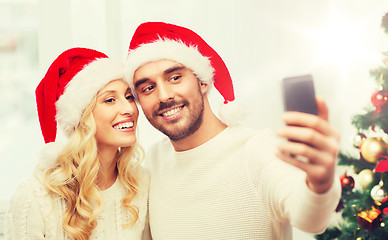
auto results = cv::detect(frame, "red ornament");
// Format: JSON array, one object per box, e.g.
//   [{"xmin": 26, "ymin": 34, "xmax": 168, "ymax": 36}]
[
  {"xmin": 375, "ymin": 155, "xmax": 388, "ymax": 172},
  {"xmin": 371, "ymin": 90, "xmax": 388, "ymax": 114},
  {"xmin": 340, "ymin": 174, "xmax": 355, "ymax": 191}
]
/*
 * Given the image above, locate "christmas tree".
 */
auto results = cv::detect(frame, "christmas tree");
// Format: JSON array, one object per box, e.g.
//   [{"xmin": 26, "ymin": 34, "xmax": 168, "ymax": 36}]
[{"xmin": 315, "ymin": 11, "xmax": 388, "ymax": 240}]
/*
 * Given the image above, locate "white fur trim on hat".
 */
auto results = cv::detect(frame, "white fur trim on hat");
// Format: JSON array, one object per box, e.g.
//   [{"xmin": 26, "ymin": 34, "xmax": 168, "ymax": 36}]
[
  {"xmin": 56, "ymin": 58, "xmax": 126, "ymax": 137},
  {"xmin": 126, "ymin": 38, "xmax": 214, "ymax": 91},
  {"xmin": 36, "ymin": 141, "xmax": 65, "ymax": 170}
]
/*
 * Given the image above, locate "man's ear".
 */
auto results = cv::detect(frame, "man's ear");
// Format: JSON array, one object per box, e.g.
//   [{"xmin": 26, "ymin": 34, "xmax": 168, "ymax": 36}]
[{"xmin": 200, "ymin": 82, "xmax": 209, "ymax": 95}]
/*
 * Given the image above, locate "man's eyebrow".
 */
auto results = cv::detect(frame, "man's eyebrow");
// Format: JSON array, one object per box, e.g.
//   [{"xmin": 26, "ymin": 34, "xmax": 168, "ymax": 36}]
[
  {"xmin": 134, "ymin": 78, "xmax": 149, "ymax": 89},
  {"xmin": 134, "ymin": 65, "xmax": 186, "ymax": 89},
  {"xmin": 164, "ymin": 65, "xmax": 185, "ymax": 75}
]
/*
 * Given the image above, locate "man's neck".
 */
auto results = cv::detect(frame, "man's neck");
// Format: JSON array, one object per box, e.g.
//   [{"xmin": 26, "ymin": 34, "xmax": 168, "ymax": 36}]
[{"xmin": 171, "ymin": 111, "xmax": 227, "ymax": 152}]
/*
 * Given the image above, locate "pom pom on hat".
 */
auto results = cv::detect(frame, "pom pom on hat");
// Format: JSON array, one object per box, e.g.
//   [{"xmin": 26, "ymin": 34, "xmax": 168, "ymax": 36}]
[
  {"xmin": 36, "ymin": 47, "xmax": 126, "ymax": 143},
  {"xmin": 219, "ymin": 99, "xmax": 247, "ymax": 126},
  {"xmin": 36, "ymin": 141, "xmax": 65, "ymax": 170},
  {"xmin": 126, "ymin": 22, "xmax": 245, "ymax": 124}
]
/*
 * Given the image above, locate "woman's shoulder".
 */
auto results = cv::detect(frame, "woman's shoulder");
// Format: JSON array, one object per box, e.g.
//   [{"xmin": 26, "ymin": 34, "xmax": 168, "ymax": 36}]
[
  {"xmin": 5, "ymin": 171, "xmax": 62, "ymax": 239},
  {"xmin": 7, "ymin": 172, "xmax": 50, "ymax": 218},
  {"xmin": 9, "ymin": 141, "xmax": 64, "ymax": 203},
  {"xmin": 9, "ymin": 172, "xmax": 48, "ymax": 204},
  {"xmin": 11, "ymin": 173, "xmax": 38, "ymax": 196}
]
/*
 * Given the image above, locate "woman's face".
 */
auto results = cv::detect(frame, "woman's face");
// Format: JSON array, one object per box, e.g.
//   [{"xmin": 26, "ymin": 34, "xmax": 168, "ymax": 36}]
[{"xmin": 92, "ymin": 79, "xmax": 139, "ymax": 150}]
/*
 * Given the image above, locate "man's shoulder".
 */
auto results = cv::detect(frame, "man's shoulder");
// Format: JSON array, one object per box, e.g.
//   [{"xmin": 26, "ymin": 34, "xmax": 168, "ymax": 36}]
[
  {"xmin": 228, "ymin": 125, "xmax": 276, "ymax": 142},
  {"xmin": 226, "ymin": 125, "xmax": 279, "ymax": 157}
]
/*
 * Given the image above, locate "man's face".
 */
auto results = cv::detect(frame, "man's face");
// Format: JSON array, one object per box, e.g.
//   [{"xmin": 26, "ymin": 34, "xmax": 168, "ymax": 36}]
[{"xmin": 133, "ymin": 59, "xmax": 208, "ymax": 141}]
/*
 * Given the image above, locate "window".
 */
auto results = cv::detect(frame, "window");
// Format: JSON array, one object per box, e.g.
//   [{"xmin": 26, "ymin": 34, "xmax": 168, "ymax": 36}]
[{"xmin": 0, "ymin": 0, "xmax": 39, "ymax": 237}]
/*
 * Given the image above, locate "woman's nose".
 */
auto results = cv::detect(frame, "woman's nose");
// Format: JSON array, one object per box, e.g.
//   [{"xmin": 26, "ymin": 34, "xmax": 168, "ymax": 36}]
[{"xmin": 120, "ymin": 99, "xmax": 138, "ymax": 116}]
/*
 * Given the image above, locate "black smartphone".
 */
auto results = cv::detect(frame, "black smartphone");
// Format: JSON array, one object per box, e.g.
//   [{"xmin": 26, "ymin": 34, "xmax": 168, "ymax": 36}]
[{"xmin": 282, "ymin": 74, "xmax": 318, "ymax": 115}]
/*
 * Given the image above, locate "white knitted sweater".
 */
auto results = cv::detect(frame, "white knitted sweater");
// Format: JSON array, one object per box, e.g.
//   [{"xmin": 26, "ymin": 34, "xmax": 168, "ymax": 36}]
[
  {"xmin": 5, "ymin": 169, "xmax": 150, "ymax": 240},
  {"xmin": 146, "ymin": 125, "xmax": 341, "ymax": 240}
]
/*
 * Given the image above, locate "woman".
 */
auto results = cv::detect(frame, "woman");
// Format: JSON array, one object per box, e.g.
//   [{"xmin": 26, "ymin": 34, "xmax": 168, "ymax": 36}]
[{"xmin": 5, "ymin": 48, "xmax": 149, "ymax": 240}]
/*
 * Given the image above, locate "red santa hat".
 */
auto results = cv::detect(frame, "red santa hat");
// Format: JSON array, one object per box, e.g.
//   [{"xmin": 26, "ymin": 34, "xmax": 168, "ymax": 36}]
[
  {"xmin": 126, "ymin": 22, "xmax": 244, "ymax": 124},
  {"xmin": 35, "ymin": 47, "xmax": 126, "ymax": 144}
]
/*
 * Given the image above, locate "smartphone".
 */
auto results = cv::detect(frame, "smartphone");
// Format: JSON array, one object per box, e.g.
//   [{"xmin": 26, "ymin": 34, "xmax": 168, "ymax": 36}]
[{"xmin": 282, "ymin": 74, "xmax": 318, "ymax": 115}]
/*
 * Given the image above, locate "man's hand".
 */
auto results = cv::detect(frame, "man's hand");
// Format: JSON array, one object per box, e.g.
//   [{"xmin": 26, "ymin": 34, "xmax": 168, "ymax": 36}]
[{"xmin": 276, "ymin": 97, "xmax": 340, "ymax": 194}]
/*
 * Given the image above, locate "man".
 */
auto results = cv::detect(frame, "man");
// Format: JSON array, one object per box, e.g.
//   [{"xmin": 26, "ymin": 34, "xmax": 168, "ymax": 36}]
[{"xmin": 126, "ymin": 22, "xmax": 341, "ymax": 240}]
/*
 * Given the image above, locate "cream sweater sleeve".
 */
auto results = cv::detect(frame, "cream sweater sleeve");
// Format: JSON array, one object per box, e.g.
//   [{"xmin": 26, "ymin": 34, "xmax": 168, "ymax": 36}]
[
  {"xmin": 261, "ymin": 133, "xmax": 341, "ymax": 234},
  {"xmin": 5, "ymin": 177, "xmax": 46, "ymax": 240},
  {"xmin": 248, "ymin": 129, "xmax": 340, "ymax": 234},
  {"xmin": 264, "ymin": 156, "xmax": 341, "ymax": 234}
]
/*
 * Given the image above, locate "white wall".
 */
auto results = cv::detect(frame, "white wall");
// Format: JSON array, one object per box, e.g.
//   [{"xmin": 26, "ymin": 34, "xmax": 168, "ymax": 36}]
[
  {"xmin": 34, "ymin": 0, "xmax": 388, "ymax": 151},
  {"xmin": 1, "ymin": 0, "xmax": 388, "ymax": 239}
]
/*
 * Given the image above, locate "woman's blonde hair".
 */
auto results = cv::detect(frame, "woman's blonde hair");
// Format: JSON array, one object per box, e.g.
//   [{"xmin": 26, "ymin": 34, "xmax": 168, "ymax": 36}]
[{"xmin": 41, "ymin": 95, "xmax": 143, "ymax": 240}]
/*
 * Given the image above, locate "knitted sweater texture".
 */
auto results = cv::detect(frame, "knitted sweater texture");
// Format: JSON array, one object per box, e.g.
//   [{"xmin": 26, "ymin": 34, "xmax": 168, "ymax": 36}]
[
  {"xmin": 5, "ymin": 169, "xmax": 150, "ymax": 240},
  {"xmin": 146, "ymin": 125, "xmax": 341, "ymax": 240}
]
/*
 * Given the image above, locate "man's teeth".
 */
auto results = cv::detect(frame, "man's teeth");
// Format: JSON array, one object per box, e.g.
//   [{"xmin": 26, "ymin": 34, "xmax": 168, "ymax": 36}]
[
  {"xmin": 114, "ymin": 122, "xmax": 134, "ymax": 129},
  {"xmin": 162, "ymin": 107, "xmax": 182, "ymax": 117}
]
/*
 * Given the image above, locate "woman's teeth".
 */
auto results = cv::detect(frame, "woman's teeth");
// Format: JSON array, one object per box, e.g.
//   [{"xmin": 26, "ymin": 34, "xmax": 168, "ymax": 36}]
[{"xmin": 113, "ymin": 122, "xmax": 134, "ymax": 129}]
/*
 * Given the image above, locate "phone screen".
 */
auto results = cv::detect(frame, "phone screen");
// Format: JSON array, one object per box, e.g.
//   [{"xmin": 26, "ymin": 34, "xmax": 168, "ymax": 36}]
[{"xmin": 282, "ymin": 74, "xmax": 318, "ymax": 115}]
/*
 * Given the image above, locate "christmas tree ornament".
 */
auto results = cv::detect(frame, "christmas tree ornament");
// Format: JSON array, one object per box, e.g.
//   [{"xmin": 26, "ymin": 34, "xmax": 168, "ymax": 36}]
[
  {"xmin": 360, "ymin": 137, "xmax": 387, "ymax": 163},
  {"xmin": 375, "ymin": 157, "xmax": 388, "ymax": 172},
  {"xmin": 371, "ymin": 90, "xmax": 388, "ymax": 114},
  {"xmin": 374, "ymin": 198, "xmax": 388, "ymax": 214},
  {"xmin": 357, "ymin": 206, "xmax": 383, "ymax": 231},
  {"xmin": 370, "ymin": 181, "xmax": 388, "ymax": 202},
  {"xmin": 353, "ymin": 133, "xmax": 366, "ymax": 148},
  {"xmin": 340, "ymin": 173, "xmax": 355, "ymax": 191},
  {"xmin": 358, "ymin": 169, "xmax": 374, "ymax": 188}
]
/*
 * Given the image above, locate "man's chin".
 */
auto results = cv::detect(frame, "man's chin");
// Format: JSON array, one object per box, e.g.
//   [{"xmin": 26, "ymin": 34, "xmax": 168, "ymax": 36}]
[
  {"xmin": 161, "ymin": 121, "xmax": 203, "ymax": 141},
  {"xmin": 160, "ymin": 127, "xmax": 188, "ymax": 141}
]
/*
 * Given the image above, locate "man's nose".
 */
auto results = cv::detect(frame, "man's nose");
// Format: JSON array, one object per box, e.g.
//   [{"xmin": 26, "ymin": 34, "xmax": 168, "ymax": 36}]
[{"xmin": 158, "ymin": 82, "xmax": 175, "ymax": 102}]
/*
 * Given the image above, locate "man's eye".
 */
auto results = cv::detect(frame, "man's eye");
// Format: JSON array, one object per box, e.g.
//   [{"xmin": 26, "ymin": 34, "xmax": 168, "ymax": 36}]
[
  {"xmin": 170, "ymin": 75, "xmax": 181, "ymax": 82},
  {"xmin": 143, "ymin": 85, "xmax": 155, "ymax": 92},
  {"xmin": 105, "ymin": 98, "xmax": 115, "ymax": 103}
]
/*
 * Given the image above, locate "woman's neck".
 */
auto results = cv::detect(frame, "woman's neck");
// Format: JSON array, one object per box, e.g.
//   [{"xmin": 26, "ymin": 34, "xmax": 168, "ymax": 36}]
[{"xmin": 96, "ymin": 146, "xmax": 118, "ymax": 190}]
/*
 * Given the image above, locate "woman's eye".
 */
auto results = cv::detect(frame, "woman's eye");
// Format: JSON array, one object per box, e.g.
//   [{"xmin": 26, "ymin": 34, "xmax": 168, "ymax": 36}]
[
  {"xmin": 126, "ymin": 95, "xmax": 135, "ymax": 101},
  {"xmin": 105, "ymin": 98, "xmax": 115, "ymax": 103}
]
